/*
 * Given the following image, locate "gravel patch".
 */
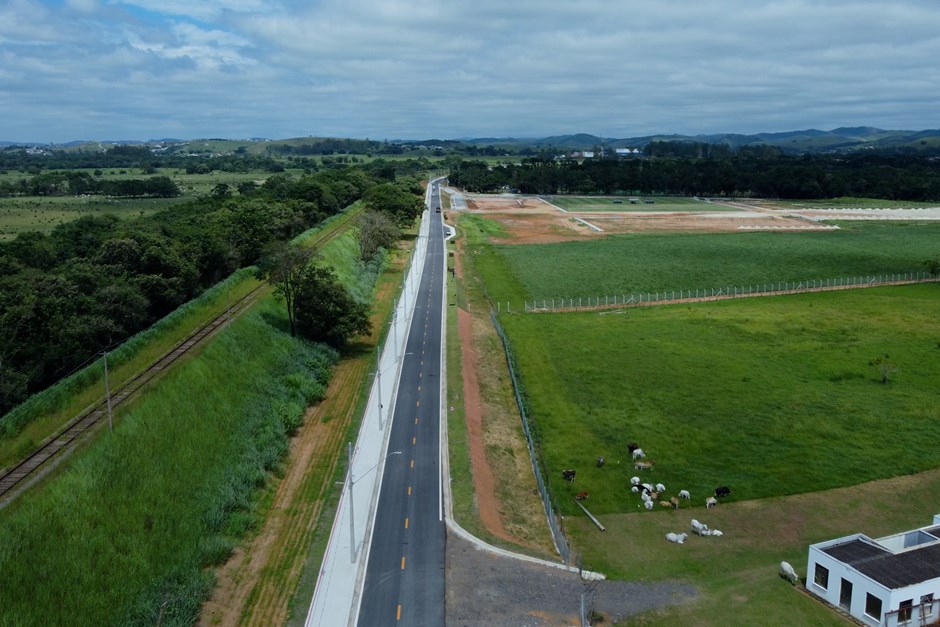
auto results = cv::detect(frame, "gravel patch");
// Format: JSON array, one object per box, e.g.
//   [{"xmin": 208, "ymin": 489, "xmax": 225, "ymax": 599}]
[{"xmin": 446, "ymin": 532, "xmax": 697, "ymax": 626}]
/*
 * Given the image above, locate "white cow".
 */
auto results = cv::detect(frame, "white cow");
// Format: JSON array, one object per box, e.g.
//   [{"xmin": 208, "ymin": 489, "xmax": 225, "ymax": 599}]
[
  {"xmin": 678, "ymin": 489, "xmax": 690, "ymax": 500},
  {"xmin": 780, "ymin": 561, "xmax": 798, "ymax": 585},
  {"xmin": 665, "ymin": 532, "xmax": 688, "ymax": 544},
  {"xmin": 632, "ymin": 448, "xmax": 645, "ymax": 460},
  {"xmin": 705, "ymin": 496, "xmax": 718, "ymax": 509},
  {"xmin": 630, "ymin": 476, "xmax": 641, "ymax": 486},
  {"xmin": 644, "ymin": 500, "xmax": 654, "ymax": 510},
  {"xmin": 691, "ymin": 519, "xmax": 708, "ymax": 535},
  {"xmin": 630, "ymin": 486, "xmax": 639, "ymax": 493},
  {"xmin": 655, "ymin": 483, "xmax": 666, "ymax": 493}
]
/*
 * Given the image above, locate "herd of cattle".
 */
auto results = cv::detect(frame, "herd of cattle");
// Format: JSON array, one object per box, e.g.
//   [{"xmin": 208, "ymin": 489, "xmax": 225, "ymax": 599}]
[{"xmin": 560, "ymin": 442, "xmax": 732, "ymax": 512}]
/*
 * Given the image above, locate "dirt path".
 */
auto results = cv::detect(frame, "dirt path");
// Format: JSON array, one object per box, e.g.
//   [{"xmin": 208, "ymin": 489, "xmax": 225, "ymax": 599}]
[
  {"xmin": 452, "ymin": 227, "xmax": 555, "ymax": 552},
  {"xmin": 200, "ymin": 266, "xmax": 400, "ymax": 626},
  {"xmin": 457, "ymin": 305, "xmax": 512, "ymax": 542}
]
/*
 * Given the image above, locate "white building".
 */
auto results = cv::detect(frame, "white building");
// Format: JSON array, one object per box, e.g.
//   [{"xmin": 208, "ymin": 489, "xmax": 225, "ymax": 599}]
[{"xmin": 807, "ymin": 515, "xmax": 940, "ymax": 626}]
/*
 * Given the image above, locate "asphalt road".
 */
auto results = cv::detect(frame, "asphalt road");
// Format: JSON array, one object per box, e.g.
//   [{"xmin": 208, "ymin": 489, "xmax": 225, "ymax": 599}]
[{"xmin": 359, "ymin": 183, "xmax": 447, "ymax": 625}]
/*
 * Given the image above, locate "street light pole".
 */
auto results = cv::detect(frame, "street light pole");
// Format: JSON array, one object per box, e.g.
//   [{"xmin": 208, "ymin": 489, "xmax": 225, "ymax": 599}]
[
  {"xmin": 392, "ymin": 309, "xmax": 398, "ymax": 361},
  {"xmin": 376, "ymin": 345, "xmax": 383, "ymax": 430},
  {"xmin": 346, "ymin": 446, "xmax": 402, "ymax": 563},
  {"xmin": 347, "ymin": 442, "xmax": 356, "ymax": 563},
  {"xmin": 103, "ymin": 351, "xmax": 113, "ymax": 431}
]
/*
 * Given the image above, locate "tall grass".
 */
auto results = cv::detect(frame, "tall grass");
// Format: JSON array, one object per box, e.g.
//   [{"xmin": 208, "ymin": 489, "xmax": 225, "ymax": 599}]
[
  {"xmin": 0, "ymin": 268, "xmax": 260, "ymax": 445},
  {"xmin": 500, "ymin": 285, "xmax": 940, "ymax": 516},
  {"xmin": 318, "ymin": 228, "xmax": 386, "ymax": 304},
  {"xmin": 0, "ymin": 300, "xmax": 337, "ymax": 626}
]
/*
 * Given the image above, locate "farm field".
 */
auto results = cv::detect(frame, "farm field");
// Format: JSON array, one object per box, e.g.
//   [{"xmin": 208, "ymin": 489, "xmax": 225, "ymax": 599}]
[
  {"xmin": 0, "ymin": 195, "xmax": 183, "ymax": 240},
  {"xmin": 544, "ymin": 195, "xmax": 737, "ymax": 212},
  {"xmin": 769, "ymin": 196, "xmax": 940, "ymax": 210},
  {"xmin": 499, "ymin": 284, "xmax": 940, "ymax": 517},
  {"xmin": 463, "ymin": 217, "xmax": 940, "ymax": 303}
]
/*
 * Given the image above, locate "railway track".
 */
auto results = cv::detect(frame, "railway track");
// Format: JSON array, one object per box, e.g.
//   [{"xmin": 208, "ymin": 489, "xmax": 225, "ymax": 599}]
[
  {"xmin": 0, "ymin": 284, "xmax": 266, "ymax": 507},
  {"xmin": 0, "ymin": 204, "xmax": 364, "ymax": 508}
]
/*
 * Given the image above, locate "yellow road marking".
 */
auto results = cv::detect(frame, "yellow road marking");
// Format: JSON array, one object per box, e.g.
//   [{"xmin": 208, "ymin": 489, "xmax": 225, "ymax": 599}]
[
  {"xmin": 412, "ymin": 436, "xmax": 416, "ymax": 445},
  {"xmin": 397, "ymin": 604, "xmax": 401, "ymax": 620},
  {"xmin": 408, "ymin": 486, "xmax": 412, "ymax": 495},
  {"xmin": 405, "ymin": 517, "xmax": 409, "ymax": 529},
  {"xmin": 401, "ymin": 556, "xmax": 406, "ymax": 570},
  {"xmin": 410, "ymin": 459, "xmax": 414, "ymax": 469}
]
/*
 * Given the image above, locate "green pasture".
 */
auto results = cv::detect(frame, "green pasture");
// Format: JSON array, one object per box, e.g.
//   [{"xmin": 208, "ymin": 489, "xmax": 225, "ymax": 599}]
[
  {"xmin": 499, "ymin": 285, "xmax": 940, "ymax": 517},
  {"xmin": 461, "ymin": 216, "xmax": 940, "ymax": 302},
  {"xmin": 773, "ymin": 196, "xmax": 940, "ymax": 210},
  {"xmin": 0, "ymin": 299, "xmax": 338, "ymax": 625},
  {"xmin": 0, "ymin": 195, "xmax": 181, "ymax": 240},
  {"xmin": 544, "ymin": 195, "xmax": 733, "ymax": 213}
]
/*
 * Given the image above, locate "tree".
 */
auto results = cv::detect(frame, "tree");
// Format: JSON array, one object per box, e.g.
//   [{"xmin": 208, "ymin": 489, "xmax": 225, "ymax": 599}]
[
  {"xmin": 257, "ymin": 243, "xmax": 318, "ymax": 337},
  {"xmin": 358, "ymin": 210, "xmax": 400, "ymax": 261},
  {"xmin": 294, "ymin": 262, "xmax": 371, "ymax": 346},
  {"xmin": 362, "ymin": 182, "xmax": 423, "ymax": 226}
]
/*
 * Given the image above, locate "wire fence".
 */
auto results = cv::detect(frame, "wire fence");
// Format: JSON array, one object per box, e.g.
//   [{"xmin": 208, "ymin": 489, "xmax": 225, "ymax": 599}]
[
  {"xmin": 490, "ymin": 310, "xmax": 571, "ymax": 564},
  {"xmin": 510, "ymin": 272, "xmax": 938, "ymax": 313}
]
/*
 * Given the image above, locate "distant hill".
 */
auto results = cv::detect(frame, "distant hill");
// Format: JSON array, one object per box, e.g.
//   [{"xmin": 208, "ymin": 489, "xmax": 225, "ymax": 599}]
[
  {"xmin": 5, "ymin": 127, "xmax": 940, "ymax": 155},
  {"xmin": 461, "ymin": 127, "xmax": 940, "ymax": 154}
]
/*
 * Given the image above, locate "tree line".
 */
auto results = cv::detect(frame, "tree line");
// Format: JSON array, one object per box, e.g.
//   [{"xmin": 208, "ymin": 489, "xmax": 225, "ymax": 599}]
[
  {"xmin": 0, "ymin": 161, "xmax": 426, "ymax": 417},
  {"xmin": 446, "ymin": 153, "xmax": 940, "ymax": 200},
  {"xmin": 0, "ymin": 171, "xmax": 181, "ymax": 197}
]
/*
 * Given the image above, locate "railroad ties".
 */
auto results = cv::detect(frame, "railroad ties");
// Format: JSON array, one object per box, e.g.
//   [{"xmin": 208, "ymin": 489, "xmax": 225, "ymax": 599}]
[{"xmin": 0, "ymin": 285, "xmax": 264, "ymax": 506}]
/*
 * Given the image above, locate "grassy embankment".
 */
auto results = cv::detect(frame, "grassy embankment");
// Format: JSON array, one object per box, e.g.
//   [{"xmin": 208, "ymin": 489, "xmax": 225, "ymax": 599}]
[
  {"xmin": 0, "ymin": 269, "xmax": 262, "ymax": 471},
  {"xmin": 0, "ymin": 297, "xmax": 338, "ymax": 625},
  {"xmin": 444, "ymin": 210, "xmax": 558, "ymax": 557},
  {"xmin": 0, "ymin": 204, "xmax": 361, "ymax": 473},
  {"xmin": 0, "ymin": 203, "xmax": 379, "ymax": 626}
]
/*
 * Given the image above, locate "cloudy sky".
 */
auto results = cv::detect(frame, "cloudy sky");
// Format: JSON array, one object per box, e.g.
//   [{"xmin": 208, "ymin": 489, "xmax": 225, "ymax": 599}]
[{"xmin": 2, "ymin": 0, "xmax": 938, "ymax": 143}]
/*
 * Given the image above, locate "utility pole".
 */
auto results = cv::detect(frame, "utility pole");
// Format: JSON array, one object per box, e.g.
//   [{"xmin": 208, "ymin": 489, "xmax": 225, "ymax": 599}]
[{"xmin": 103, "ymin": 351, "xmax": 113, "ymax": 431}]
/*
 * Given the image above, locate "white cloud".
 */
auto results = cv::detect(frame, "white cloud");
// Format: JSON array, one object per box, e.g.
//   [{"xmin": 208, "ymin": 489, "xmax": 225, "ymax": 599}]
[{"xmin": 1, "ymin": 0, "xmax": 939, "ymax": 141}]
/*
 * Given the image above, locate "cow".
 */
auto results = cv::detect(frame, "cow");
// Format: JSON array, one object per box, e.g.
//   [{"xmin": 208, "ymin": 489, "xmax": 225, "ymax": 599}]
[
  {"xmin": 715, "ymin": 486, "xmax": 732, "ymax": 498},
  {"xmin": 596, "ymin": 456, "xmax": 605, "ymax": 468},
  {"xmin": 669, "ymin": 496, "xmax": 680, "ymax": 509},
  {"xmin": 627, "ymin": 442, "xmax": 640, "ymax": 453},
  {"xmin": 575, "ymin": 491, "xmax": 589, "ymax": 501},
  {"xmin": 705, "ymin": 496, "xmax": 718, "ymax": 509},
  {"xmin": 678, "ymin": 489, "xmax": 691, "ymax": 500},
  {"xmin": 631, "ymin": 448, "xmax": 646, "ymax": 460},
  {"xmin": 634, "ymin": 460, "xmax": 654, "ymax": 471},
  {"xmin": 780, "ymin": 561, "xmax": 798, "ymax": 585},
  {"xmin": 562, "ymin": 469, "xmax": 576, "ymax": 482},
  {"xmin": 665, "ymin": 532, "xmax": 688, "ymax": 544}
]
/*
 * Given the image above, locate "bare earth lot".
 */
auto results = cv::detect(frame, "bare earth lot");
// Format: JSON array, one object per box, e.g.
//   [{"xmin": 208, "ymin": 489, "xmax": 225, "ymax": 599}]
[
  {"xmin": 462, "ymin": 195, "xmax": 826, "ymax": 242},
  {"xmin": 461, "ymin": 194, "xmax": 940, "ymax": 243}
]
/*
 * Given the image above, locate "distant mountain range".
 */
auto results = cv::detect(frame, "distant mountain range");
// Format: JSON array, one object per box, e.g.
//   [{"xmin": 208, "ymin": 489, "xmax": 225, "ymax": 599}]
[
  {"xmin": 5, "ymin": 127, "xmax": 940, "ymax": 154},
  {"xmin": 459, "ymin": 127, "xmax": 940, "ymax": 154}
]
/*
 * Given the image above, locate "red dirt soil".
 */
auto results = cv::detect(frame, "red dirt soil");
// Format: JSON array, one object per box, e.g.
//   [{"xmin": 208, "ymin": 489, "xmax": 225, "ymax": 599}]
[{"xmin": 453, "ymin": 240, "xmax": 514, "ymax": 543}]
